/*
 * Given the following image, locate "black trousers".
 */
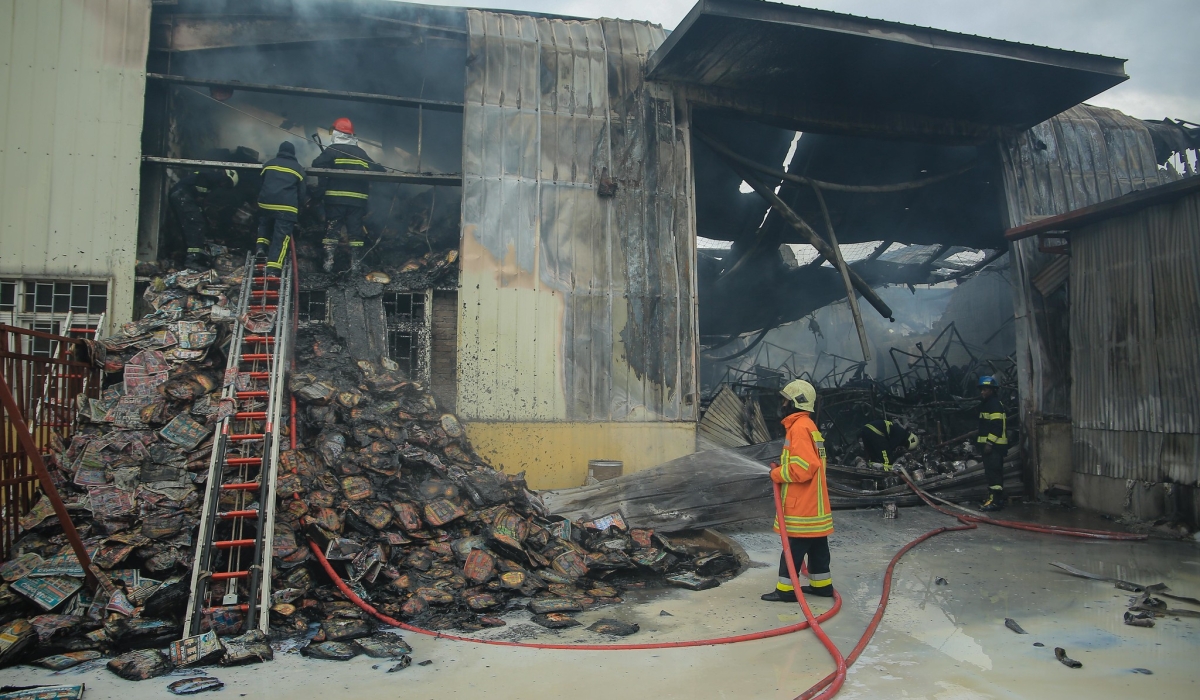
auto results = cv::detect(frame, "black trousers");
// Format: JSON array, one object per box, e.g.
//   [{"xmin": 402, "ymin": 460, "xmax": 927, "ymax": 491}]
[
  {"xmin": 258, "ymin": 216, "xmax": 294, "ymax": 271},
  {"xmin": 778, "ymin": 535, "xmax": 831, "ymax": 588},
  {"xmin": 860, "ymin": 428, "xmax": 892, "ymax": 467},
  {"xmin": 983, "ymin": 446, "xmax": 1007, "ymax": 490},
  {"xmin": 169, "ymin": 189, "xmax": 206, "ymax": 253},
  {"xmin": 323, "ymin": 204, "xmax": 366, "ymax": 245}
]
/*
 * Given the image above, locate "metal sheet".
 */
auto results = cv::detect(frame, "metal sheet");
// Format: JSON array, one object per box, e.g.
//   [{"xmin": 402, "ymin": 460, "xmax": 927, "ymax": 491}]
[
  {"xmin": 648, "ymin": 0, "xmax": 1127, "ymax": 137},
  {"xmin": 1000, "ymin": 105, "xmax": 1174, "ymax": 429},
  {"xmin": 0, "ymin": 0, "xmax": 150, "ymax": 330},
  {"xmin": 1073, "ymin": 428, "xmax": 1200, "ymax": 485},
  {"xmin": 458, "ymin": 11, "xmax": 697, "ymax": 423},
  {"xmin": 1068, "ymin": 190, "xmax": 1200, "ymax": 486}
]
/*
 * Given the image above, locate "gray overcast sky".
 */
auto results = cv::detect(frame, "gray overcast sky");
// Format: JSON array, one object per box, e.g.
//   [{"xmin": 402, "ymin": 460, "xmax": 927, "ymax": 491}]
[{"xmin": 416, "ymin": 0, "xmax": 1199, "ymax": 120}]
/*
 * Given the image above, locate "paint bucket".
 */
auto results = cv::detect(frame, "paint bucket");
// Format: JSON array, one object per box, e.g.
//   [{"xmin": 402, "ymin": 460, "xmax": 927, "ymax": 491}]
[{"xmin": 587, "ymin": 460, "xmax": 623, "ymax": 483}]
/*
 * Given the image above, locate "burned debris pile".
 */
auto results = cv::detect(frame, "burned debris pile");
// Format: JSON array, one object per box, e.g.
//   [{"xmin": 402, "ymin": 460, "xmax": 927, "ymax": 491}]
[
  {"xmin": 272, "ymin": 322, "xmax": 743, "ymax": 642},
  {"xmin": 0, "ymin": 264, "xmax": 742, "ymax": 679},
  {"xmin": 0, "ymin": 265, "xmax": 247, "ymax": 678}
]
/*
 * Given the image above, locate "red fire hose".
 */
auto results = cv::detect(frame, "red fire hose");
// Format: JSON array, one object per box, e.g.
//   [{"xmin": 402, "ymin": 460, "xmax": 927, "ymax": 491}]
[{"xmin": 307, "ymin": 472, "xmax": 1144, "ymax": 697}]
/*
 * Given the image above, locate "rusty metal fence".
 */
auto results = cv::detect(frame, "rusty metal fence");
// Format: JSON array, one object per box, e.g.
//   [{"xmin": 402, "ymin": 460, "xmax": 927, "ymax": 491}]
[{"xmin": 0, "ymin": 324, "xmax": 102, "ymax": 560}]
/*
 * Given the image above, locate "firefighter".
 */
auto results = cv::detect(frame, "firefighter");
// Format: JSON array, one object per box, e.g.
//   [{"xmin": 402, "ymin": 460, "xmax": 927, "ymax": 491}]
[
  {"xmin": 761, "ymin": 379, "xmax": 835, "ymax": 602},
  {"xmin": 312, "ymin": 117, "xmax": 384, "ymax": 272},
  {"xmin": 255, "ymin": 141, "xmax": 306, "ymax": 278},
  {"xmin": 168, "ymin": 168, "xmax": 238, "ymax": 269},
  {"xmin": 976, "ymin": 375, "xmax": 1009, "ymax": 512},
  {"xmin": 860, "ymin": 419, "xmax": 919, "ymax": 470}
]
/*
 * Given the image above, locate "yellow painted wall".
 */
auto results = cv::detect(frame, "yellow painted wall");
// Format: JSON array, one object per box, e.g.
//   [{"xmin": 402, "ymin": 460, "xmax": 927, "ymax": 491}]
[{"xmin": 466, "ymin": 421, "xmax": 697, "ymax": 490}]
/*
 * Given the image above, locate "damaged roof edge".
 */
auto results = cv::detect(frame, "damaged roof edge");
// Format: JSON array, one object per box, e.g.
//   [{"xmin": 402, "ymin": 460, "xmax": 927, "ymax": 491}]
[
  {"xmin": 1005, "ymin": 175, "xmax": 1200, "ymax": 240},
  {"xmin": 648, "ymin": 0, "xmax": 1128, "ymax": 80}
]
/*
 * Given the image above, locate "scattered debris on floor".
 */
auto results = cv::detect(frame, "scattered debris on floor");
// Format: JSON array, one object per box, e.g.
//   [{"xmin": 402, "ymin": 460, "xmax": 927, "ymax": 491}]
[
  {"xmin": 1054, "ymin": 647, "xmax": 1083, "ymax": 669},
  {"xmin": 167, "ymin": 676, "xmax": 225, "ymax": 695},
  {"xmin": 0, "ymin": 686, "xmax": 86, "ymax": 700},
  {"xmin": 1004, "ymin": 618, "xmax": 1027, "ymax": 634}
]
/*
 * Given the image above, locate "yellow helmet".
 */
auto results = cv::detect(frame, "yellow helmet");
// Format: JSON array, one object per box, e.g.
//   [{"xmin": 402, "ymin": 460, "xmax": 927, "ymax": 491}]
[{"xmin": 780, "ymin": 379, "xmax": 816, "ymax": 411}]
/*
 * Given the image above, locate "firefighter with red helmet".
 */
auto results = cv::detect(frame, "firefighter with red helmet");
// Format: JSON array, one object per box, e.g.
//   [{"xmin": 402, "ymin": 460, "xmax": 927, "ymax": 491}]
[{"xmin": 312, "ymin": 117, "xmax": 384, "ymax": 272}]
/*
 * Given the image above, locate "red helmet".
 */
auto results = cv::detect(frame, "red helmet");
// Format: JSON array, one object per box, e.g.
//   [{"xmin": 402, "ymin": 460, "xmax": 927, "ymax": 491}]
[{"xmin": 332, "ymin": 117, "xmax": 354, "ymax": 135}]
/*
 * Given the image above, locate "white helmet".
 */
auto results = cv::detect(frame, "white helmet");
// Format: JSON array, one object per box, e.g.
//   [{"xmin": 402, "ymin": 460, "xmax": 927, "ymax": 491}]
[{"xmin": 780, "ymin": 379, "xmax": 817, "ymax": 412}]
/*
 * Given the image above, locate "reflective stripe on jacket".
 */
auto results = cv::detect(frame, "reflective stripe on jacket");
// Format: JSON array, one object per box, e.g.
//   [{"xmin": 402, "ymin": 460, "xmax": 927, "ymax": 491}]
[
  {"xmin": 257, "ymin": 156, "xmax": 306, "ymax": 222},
  {"xmin": 312, "ymin": 143, "xmax": 382, "ymax": 208},
  {"xmin": 771, "ymin": 412, "xmax": 833, "ymax": 537},
  {"xmin": 976, "ymin": 395, "xmax": 1008, "ymax": 446}
]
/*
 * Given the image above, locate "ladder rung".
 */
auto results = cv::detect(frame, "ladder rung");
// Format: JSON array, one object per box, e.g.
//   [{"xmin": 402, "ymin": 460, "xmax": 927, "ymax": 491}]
[
  {"xmin": 252, "ymin": 276, "xmax": 281, "ymax": 284},
  {"xmin": 243, "ymin": 336, "xmax": 276, "ymax": 344},
  {"xmin": 225, "ymin": 457, "xmax": 262, "ymax": 466},
  {"xmin": 240, "ymin": 354, "xmax": 272, "ymax": 362},
  {"xmin": 221, "ymin": 482, "xmax": 260, "ymax": 491},
  {"xmin": 218, "ymin": 510, "xmax": 259, "ymax": 519},
  {"xmin": 203, "ymin": 604, "xmax": 250, "ymax": 614},
  {"xmin": 229, "ymin": 433, "xmax": 265, "ymax": 442},
  {"xmin": 248, "ymin": 305, "xmax": 277, "ymax": 312},
  {"xmin": 250, "ymin": 290, "xmax": 279, "ymax": 298},
  {"xmin": 244, "ymin": 372, "xmax": 270, "ymax": 380},
  {"xmin": 210, "ymin": 570, "xmax": 251, "ymax": 581},
  {"xmin": 214, "ymin": 539, "xmax": 257, "ymax": 549},
  {"xmin": 235, "ymin": 411, "xmax": 267, "ymax": 420},
  {"xmin": 236, "ymin": 391, "xmax": 268, "ymax": 398}
]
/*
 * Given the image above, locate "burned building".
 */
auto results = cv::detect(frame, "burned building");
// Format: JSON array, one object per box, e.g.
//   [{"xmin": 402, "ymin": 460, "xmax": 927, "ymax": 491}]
[{"xmin": 3, "ymin": 0, "xmax": 1197, "ymax": 494}]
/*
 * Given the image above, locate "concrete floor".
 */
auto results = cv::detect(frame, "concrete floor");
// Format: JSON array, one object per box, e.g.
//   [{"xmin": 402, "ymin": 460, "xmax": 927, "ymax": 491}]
[{"xmin": 3, "ymin": 506, "xmax": 1198, "ymax": 699}]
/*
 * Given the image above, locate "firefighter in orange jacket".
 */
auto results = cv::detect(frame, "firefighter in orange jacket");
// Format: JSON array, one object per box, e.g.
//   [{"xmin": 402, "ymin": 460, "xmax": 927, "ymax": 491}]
[{"xmin": 761, "ymin": 379, "xmax": 835, "ymax": 602}]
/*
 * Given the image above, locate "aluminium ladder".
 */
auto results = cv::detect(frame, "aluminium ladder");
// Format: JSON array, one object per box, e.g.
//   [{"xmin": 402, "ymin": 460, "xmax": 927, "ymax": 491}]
[{"xmin": 184, "ymin": 254, "xmax": 294, "ymax": 636}]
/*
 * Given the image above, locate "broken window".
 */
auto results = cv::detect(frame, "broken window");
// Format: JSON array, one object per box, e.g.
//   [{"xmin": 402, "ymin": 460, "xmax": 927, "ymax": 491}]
[
  {"xmin": 297, "ymin": 290, "xmax": 328, "ymax": 324},
  {"xmin": 383, "ymin": 291, "xmax": 430, "ymax": 382},
  {"xmin": 1, "ymin": 279, "xmax": 108, "ymax": 352}
]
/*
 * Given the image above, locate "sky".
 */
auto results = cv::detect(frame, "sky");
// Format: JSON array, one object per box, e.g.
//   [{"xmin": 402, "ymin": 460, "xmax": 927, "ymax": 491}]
[{"xmin": 415, "ymin": 0, "xmax": 1200, "ymax": 120}]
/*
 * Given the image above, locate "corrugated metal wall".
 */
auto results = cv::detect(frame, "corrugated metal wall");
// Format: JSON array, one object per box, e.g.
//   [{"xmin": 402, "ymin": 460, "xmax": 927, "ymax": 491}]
[
  {"xmin": 458, "ymin": 10, "xmax": 697, "ymax": 423},
  {"xmin": 1070, "ymin": 190, "xmax": 1200, "ymax": 485},
  {"xmin": 0, "ymin": 0, "xmax": 149, "ymax": 328},
  {"xmin": 999, "ymin": 105, "xmax": 1174, "ymax": 454}
]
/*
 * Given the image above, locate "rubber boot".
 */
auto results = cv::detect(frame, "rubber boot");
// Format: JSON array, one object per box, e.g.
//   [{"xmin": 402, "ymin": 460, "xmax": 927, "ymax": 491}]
[
  {"xmin": 801, "ymin": 584, "xmax": 835, "ymax": 598},
  {"xmin": 979, "ymin": 489, "xmax": 1005, "ymax": 512},
  {"xmin": 255, "ymin": 243, "xmax": 268, "ymax": 258},
  {"xmin": 349, "ymin": 246, "xmax": 363, "ymax": 272},
  {"xmin": 760, "ymin": 588, "xmax": 797, "ymax": 603},
  {"xmin": 322, "ymin": 242, "xmax": 337, "ymax": 273}
]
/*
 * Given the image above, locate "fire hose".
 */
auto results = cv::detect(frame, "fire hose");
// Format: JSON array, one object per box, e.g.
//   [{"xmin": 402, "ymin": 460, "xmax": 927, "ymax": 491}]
[{"xmin": 307, "ymin": 473, "xmax": 1144, "ymax": 698}]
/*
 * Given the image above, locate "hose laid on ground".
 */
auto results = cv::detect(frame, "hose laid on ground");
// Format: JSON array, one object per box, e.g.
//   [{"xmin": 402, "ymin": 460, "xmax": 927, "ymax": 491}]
[
  {"xmin": 772, "ymin": 482, "xmax": 848, "ymax": 700},
  {"xmin": 309, "ymin": 539, "xmax": 840, "ymax": 650},
  {"xmin": 307, "ymin": 473, "xmax": 1143, "ymax": 696},
  {"xmin": 791, "ymin": 469, "xmax": 1146, "ymax": 700}
]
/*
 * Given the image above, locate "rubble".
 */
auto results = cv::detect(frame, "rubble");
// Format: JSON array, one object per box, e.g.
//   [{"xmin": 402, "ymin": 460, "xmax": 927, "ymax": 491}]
[
  {"xmin": 0, "ymin": 260, "xmax": 742, "ymax": 677},
  {"xmin": 167, "ymin": 677, "xmax": 225, "ymax": 695}
]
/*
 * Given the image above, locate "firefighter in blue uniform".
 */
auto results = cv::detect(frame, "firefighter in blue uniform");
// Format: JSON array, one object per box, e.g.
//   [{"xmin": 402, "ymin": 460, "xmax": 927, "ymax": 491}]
[{"xmin": 255, "ymin": 141, "xmax": 306, "ymax": 278}]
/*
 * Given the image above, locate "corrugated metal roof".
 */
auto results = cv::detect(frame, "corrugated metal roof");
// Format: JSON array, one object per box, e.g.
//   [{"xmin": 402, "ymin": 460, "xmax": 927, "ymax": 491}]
[
  {"xmin": 457, "ymin": 11, "xmax": 697, "ymax": 423},
  {"xmin": 0, "ymin": 0, "xmax": 149, "ymax": 329},
  {"xmin": 647, "ymin": 0, "xmax": 1127, "ymax": 133}
]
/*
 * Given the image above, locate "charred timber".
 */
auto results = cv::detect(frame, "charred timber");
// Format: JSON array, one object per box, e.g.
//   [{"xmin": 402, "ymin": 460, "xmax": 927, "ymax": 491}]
[
  {"xmin": 147, "ymin": 74, "xmax": 464, "ymax": 113},
  {"xmin": 141, "ymin": 157, "xmax": 462, "ymax": 188}
]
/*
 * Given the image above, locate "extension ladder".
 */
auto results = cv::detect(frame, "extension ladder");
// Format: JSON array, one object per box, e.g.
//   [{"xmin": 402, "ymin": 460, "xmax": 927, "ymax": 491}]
[{"xmin": 184, "ymin": 254, "xmax": 294, "ymax": 636}]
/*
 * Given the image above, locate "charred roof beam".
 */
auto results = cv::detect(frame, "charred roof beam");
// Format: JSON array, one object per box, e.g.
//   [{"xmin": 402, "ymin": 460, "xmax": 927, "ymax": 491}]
[
  {"xmin": 147, "ymin": 73, "xmax": 463, "ymax": 113},
  {"xmin": 142, "ymin": 156, "xmax": 462, "ymax": 187}
]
